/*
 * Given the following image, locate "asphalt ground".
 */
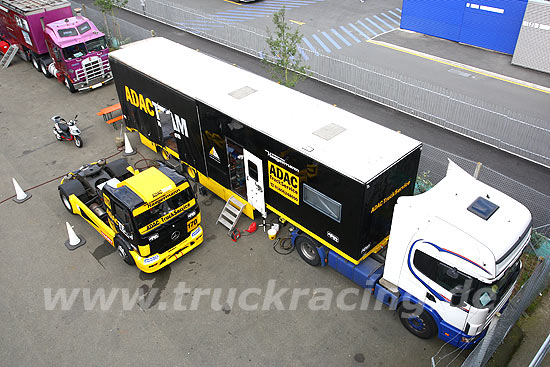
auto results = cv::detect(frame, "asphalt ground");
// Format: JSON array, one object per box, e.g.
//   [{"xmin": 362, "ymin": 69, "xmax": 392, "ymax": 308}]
[{"xmin": 0, "ymin": 61, "xmax": 469, "ymax": 366}]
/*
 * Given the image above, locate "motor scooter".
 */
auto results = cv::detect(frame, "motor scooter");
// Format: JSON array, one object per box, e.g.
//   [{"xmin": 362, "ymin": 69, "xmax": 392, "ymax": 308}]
[{"xmin": 52, "ymin": 115, "xmax": 83, "ymax": 148}]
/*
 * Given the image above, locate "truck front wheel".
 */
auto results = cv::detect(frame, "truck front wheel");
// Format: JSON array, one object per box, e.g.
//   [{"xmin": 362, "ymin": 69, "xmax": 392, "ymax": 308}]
[
  {"xmin": 116, "ymin": 239, "xmax": 135, "ymax": 266},
  {"xmin": 64, "ymin": 77, "xmax": 77, "ymax": 93},
  {"xmin": 398, "ymin": 303, "xmax": 437, "ymax": 339},
  {"xmin": 295, "ymin": 236, "xmax": 321, "ymax": 266}
]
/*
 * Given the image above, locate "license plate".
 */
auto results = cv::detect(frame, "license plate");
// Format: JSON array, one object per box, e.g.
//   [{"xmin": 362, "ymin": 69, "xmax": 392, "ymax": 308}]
[{"xmin": 90, "ymin": 83, "xmax": 102, "ymax": 89}]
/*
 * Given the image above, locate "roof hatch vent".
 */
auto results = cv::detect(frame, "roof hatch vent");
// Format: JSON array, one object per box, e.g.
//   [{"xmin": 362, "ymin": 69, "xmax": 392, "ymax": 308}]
[
  {"xmin": 313, "ymin": 123, "xmax": 346, "ymax": 141},
  {"xmin": 467, "ymin": 196, "xmax": 499, "ymax": 220},
  {"xmin": 229, "ymin": 86, "xmax": 257, "ymax": 100}
]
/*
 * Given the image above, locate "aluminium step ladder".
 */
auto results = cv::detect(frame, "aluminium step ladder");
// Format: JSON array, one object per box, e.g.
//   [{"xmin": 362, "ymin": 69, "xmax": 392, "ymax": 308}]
[
  {"xmin": 1, "ymin": 45, "xmax": 19, "ymax": 69},
  {"xmin": 216, "ymin": 196, "xmax": 246, "ymax": 233}
]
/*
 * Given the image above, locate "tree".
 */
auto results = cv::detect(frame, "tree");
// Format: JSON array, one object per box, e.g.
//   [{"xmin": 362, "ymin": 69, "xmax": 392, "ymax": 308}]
[
  {"xmin": 264, "ymin": 7, "xmax": 309, "ymax": 88},
  {"xmin": 93, "ymin": 0, "xmax": 128, "ymax": 48}
]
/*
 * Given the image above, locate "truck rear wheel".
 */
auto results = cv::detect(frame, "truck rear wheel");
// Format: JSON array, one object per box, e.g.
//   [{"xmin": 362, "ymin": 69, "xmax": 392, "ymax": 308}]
[
  {"xmin": 58, "ymin": 179, "xmax": 88, "ymax": 214},
  {"xmin": 40, "ymin": 60, "xmax": 52, "ymax": 78},
  {"xmin": 31, "ymin": 55, "xmax": 41, "ymax": 72},
  {"xmin": 295, "ymin": 236, "xmax": 321, "ymax": 266},
  {"xmin": 398, "ymin": 303, "xmax": 437, "ymax": 339}
]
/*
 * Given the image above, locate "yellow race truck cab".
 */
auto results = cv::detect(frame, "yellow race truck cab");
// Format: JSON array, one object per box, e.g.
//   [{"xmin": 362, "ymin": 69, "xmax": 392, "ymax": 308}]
[{"xmin": 58, "ymin": 158, "xmax": 203, "ymax": 272}]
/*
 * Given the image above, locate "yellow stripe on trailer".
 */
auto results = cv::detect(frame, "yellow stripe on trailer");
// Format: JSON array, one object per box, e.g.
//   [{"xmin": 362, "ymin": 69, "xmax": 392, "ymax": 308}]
[{"xmin": 266, "ymin": 204, "xmax": 361, "ymax": 265}]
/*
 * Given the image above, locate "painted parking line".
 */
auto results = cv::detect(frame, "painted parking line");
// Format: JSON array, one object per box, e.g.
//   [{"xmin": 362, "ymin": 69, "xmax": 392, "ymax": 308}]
[
  {"xmin": 332, "ymin": 29, "xmax": 352, "ymax": 46},
  {"xmin": 395, "ymin": 8, "xmax": 402, "ymax": 13},
  {"xmin": 368, "ymin": 39, "xmax": 550, "ymax": 94},
  {"xmin": 302, "ymin": 37, "xmax": 319, "ymax": 55},
  {"xmin": 297, "ymin": 46, "xmax": 309, "ymax": 61},
  {"xmin": 381, "ymin": 13, "xmax": 400, "ymax": 26},
  {"xmin": 388, "ymin": 10, "xmax": 401, "ymax": 19},
  {"xmin": 373, "ymin": 15, "xmax": 394, "ymax": 30},
  {"xmin": 223, "ymin": 9, "xmax": 275, "ymax": 15},
  {"xmin": 365, "ymin": 17, "xmax": 387, "ymax": 33},
  {"xmin": 357, "ymin": 20, "xmax": 378, "ymax": 37},
  {"xmin": 340, "ymin": 26, "xmax": 361, "ymax": 43},
  {"xmin": 347, "ymin": 23, "xmax": 370, "ymax": 40},
  {"xmin": 322, "ymin": 31, "xmax": 341, "ymax": 49},
  {"xmin": 214, "ymin": 13, "xmax": 257, "ymax": 20},
  {"xmin": 266, "ymin": 0, "xmax": 321, "ymax": 4},
  {"xmin": 312, "ymin": 34, "xmax": 332, "ymax": 53}
]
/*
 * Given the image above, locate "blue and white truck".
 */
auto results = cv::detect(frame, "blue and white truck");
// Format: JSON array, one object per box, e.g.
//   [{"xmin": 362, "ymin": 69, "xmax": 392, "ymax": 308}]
[{"xmin": 291, "ymin": 161, "xmax": 532, "ymax": 348}]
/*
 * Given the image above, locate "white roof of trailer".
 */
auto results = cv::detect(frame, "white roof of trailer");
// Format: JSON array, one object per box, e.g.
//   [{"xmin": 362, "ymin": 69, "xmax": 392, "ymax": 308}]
[
  {"xmin": 110, "ymin": 37, "xmax": 421, "ymax": 184},
  {"xmin": 0, "ymin": 0, "xmax": 69, "ymax": 13}
]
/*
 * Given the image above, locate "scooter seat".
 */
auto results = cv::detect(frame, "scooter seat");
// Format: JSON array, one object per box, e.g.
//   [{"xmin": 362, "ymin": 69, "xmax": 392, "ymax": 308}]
[{"xmin": 58, "ymin": 124, "xmax": 69, "ymax": 132}]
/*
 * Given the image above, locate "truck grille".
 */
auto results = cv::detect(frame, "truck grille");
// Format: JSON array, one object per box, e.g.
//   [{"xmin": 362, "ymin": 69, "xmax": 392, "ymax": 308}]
[
  {"xmin": 75, "ymin": 56, "xmax": 109, "ymax": 83},
  {"xmin": 151, "ymin": 226, "xmax": 191, "ymax": 254}
]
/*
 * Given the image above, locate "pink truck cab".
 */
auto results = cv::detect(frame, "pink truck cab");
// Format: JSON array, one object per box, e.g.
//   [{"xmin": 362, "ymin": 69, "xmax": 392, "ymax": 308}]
[
  {"xmin": 43, "ymin": 14, "xmax": 112, "ymax": 92},
  {"xmin": 0, "ymin": 0, "xmax": 111, "ymax": 92}
]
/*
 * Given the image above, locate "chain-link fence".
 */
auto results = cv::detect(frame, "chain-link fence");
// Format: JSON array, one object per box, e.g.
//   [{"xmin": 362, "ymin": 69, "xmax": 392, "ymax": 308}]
[
  {"xmin": 462, "ymin": 257, "xmax": 550, "ymax": 367},
  {"xmin": 119, "ymin": 0, "xmax": 550, "ymax": 168},
  {"xmin": 74, "ymin": 2, "xmax": 153, "ymax": 48}
]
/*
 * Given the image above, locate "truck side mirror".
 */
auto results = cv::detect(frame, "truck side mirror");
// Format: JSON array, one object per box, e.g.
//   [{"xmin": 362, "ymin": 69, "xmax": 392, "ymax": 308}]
[{"xmin": 450, "ymin": 285, "xmax": 464, "ymax": 307}]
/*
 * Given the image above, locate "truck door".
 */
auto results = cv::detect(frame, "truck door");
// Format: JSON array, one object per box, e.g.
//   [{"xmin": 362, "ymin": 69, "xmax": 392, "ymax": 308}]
[
  {"xmin": 243, "ymin": 149, "xmax": 266, "ymax": 217},
  {"xmin": 425, "ymin": 260, "xmax": 470, "ymax": 331}
]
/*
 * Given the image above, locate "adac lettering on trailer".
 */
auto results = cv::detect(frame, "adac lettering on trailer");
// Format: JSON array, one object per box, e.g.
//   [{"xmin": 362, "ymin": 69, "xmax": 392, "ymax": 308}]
[
  {"xmin": 371, "ymin": 180, "xmax": 411, "ymax": 213},
  {"xmin": 124, "ymin": 86, "xmax": 189, "ymax": 138},
  {"xmin": 125, "ymin": 86, "xmax": 155, "ymax": 117},
  {"xmin": 268, "ymin": 161, "xmax": 299, "ymax": 205}
]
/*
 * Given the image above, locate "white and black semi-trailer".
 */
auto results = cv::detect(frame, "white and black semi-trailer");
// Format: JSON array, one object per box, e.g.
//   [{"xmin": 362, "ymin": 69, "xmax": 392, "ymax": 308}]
[
  {"xmin": 109, "ymin": 37, "xmax": 422, "ymax": 265},
  {"xmin": 108, "ymin": 38, "xmax": 532, "ymax": 349}
]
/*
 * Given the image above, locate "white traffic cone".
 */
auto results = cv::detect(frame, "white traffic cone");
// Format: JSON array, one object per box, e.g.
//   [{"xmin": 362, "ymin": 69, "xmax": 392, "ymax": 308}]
[
  {"xmin": 12, "ymin": 178, "xmax": 31, "ymax": 203},
  {"xmin": 64, "ymin": 222, "xmax": 86, "ymax": 251},
  {"xmin": 123, "ymin": 133, "xmax": 136, "ymax": 156}
]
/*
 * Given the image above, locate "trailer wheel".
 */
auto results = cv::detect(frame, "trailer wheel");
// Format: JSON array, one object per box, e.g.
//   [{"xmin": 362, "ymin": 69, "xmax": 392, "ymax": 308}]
[
  {"xmin": 40, "ymin": 60, "xmax": 52, "ymax": 78},
  {"xmin": 64, "ymin": 77, "xmax": 77, "ymax": 93},
  {"xmin": 398, "ymin": 303, "xmax": 437, "ymax": 339},
  {"xmin": 116, "ymin": 238, "xmax": 135, "ymax": 266},
  {"xmin": 31, "ymin": 55, "xmax": 40, "ymax": 71},
  {"xmin": 295, "ymin": 236, "xmax": 321, "ymax": 266}
]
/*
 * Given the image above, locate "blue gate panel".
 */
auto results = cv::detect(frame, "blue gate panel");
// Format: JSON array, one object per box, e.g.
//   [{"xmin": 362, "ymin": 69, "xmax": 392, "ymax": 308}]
[
  {"xmin": 401, "ymin": 0, "xmax": 465, "ymax": 41},
  {"xmin": 459, "ymin": 0, "xmax": 529, "ymax": 54}
]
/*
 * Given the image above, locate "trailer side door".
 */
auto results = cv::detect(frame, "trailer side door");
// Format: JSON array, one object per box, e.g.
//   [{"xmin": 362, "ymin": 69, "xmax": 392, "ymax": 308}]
[{"xmin": 243, "ymin": 149, "xmax": 266, "ymax": 216}]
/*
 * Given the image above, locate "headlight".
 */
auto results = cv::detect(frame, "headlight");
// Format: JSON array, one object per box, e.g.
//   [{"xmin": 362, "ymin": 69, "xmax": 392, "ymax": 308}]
[
  {"xmin": 148, "ymin": 233, "xmax": 159, "ymax": 242},
  {"xmin": 187, "ymin": 210, "xmax": 196, "ymax": 219}
]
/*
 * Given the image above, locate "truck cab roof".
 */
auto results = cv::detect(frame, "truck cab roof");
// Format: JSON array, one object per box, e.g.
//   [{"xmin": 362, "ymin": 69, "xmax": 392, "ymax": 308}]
[
  {"xmin": 44, "ymin": 15, "xmax": 103, "ymax": 48},
  {"xmin": 385, "ymin": 161, "xmax": 531, "ymax": 283}
]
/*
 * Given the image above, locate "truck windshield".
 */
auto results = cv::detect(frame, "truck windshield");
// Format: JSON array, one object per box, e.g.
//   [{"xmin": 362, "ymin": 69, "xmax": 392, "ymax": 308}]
[
  {"xmin": 134, "ymin": 188, "xmax": 194, "ymax": 232},
  {"xmin": 62, "ymin": 43, "xmax": 86, "ymax": 60},
  {"xmin": 470, "ymin": 259, "xmax": 521, "ymax": 308},
  {"xmin": 85, "ymin": 36, "xmax": 108, "ymax": 52}
]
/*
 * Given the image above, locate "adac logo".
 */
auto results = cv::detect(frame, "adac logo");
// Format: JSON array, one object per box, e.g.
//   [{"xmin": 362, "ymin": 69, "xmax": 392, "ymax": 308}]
[{"xmin": 125, "ymin": 86, "xmax": 155, "ymax": 117}]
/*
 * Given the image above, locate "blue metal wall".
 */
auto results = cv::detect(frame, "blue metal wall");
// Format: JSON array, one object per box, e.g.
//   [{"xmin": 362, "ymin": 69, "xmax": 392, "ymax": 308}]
[
  {"xmin": 400, "ymin": 0, "xmax": 529, "ymax": 54},
  {"xmin": 400, "ymin": 0, "xmax": 464, "ymax": 41}
]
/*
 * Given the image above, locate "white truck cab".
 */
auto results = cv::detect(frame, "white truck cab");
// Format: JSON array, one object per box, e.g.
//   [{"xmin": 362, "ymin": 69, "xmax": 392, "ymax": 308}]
[{"xmin": 382, "ymin": 161, "xmax": 532, "ymax": 346}]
